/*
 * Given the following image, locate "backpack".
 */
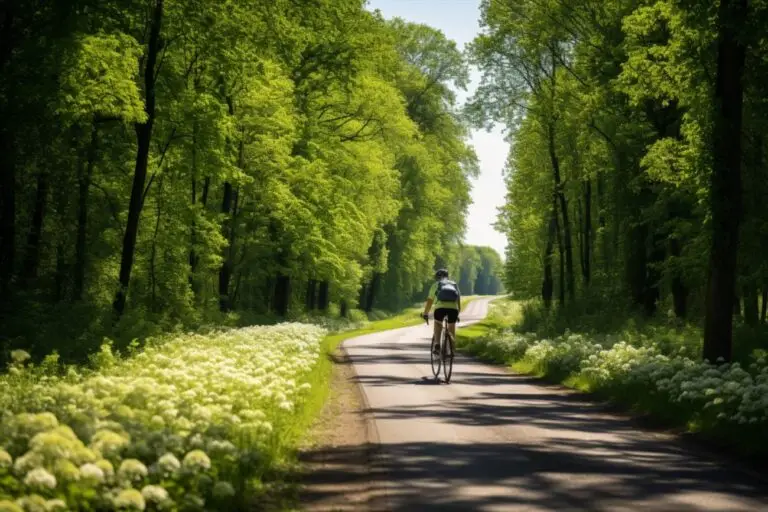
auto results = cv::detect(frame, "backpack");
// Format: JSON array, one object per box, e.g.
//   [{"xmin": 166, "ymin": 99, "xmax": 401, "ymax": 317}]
[{"xmin": 435, "ymin": 279, "xmax": 459, "ymax": 301}]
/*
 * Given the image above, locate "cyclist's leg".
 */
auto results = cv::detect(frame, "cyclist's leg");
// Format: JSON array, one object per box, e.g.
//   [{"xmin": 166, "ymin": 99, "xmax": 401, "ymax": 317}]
[
  {"xmin": 433, "ymin": 309, "xmax": 447, "ymax": 353},
  {"xmin": 446, "ymin": 309, "xmax": 459, "ymax": 349}
]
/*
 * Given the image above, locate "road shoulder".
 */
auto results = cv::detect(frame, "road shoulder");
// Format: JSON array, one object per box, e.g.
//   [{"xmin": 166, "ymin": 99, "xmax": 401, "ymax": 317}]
[{"xmin": 298, "ymin": 344, "xmax": 377, "ymax": 511}]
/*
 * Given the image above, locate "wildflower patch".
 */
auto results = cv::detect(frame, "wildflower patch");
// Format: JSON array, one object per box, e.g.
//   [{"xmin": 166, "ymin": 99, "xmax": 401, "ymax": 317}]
[
  {"xmin": 458, "ymin": 322, "xmax": 768, "ymax": 457},
  {"xmin": 0, "ymin": 323, "xmax": 325, "ymax": 510}
]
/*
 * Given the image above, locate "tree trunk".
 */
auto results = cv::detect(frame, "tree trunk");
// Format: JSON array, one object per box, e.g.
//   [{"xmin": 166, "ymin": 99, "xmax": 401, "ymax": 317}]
[
  {"xmin": 149, "ymin": 180, "xmax": 164, "ymax": 312},
  {"xmin": 761, "ymin": 288, "xmax": 767, "ymax": 324},
  {"xmin": 627, "ymin": 223, "xmax": 648, "ymax": 310},
  {"xmin": 733, "ymin": 294, "xmax": 741, "ymax": 316},
  {"xmin": 317, "ymin": 281, "xmax": 329, "ymax": 311},
  {"xmin": 113, "ymin": 0, "xmax": 164, "ymax": 317},
  {"xmin": 743, "ymin": 284, "xmax": 759, "ymax": 326},
  {"xmin": 547, "ymin": 121, "xmax": 575, "ymax": 300},
  {"xmin": 273, "ymin": 273, "xmax": 291, "ymax": 316},
  {"xmin": 73, "ymin": 123, "xmax": 98, "ymax": 301},
  {"xmin": 577, "ymin": 197, "xmax": 585, "ymax": 280},
  {"xmin": 553, "ymin": 196, "xmax": 565, "ymax": 305},
  {"xmin": 643, "ymin": 233, "xmax": 664, "ymax": 316},
  {"xmin": 703, "ymin": 0, "xmax": 747, "ymax": 363},
  {"xmin": 188, "ymin": 122, "xmax": 199, "ymax": 292},
  {"xmin": 583, "ymin": 179, "xmax": 592, "ymax": 285},
  {"xmin": 340, "ymin": 299, "xmax": 348, "ymax": 318},
  {"xmin": 218, "ymin": 182, "xmax": 236, "ymax": 311},
  {"xmin": 542, "ymin": 206, "xmax": 556, "ymax": 308},
  {"xmin": 365, "ymin": 273, "xmax": 380, "ymax": 312},
  {"xmin": 669, "ymin": 238, "xmax": 687, "ymax": 318},
  {"xmin": 22, "ymin": 172, "xmax": 48, "ymax": 280},
  {"xmin": 358, "ymin": 283, "xmax": 367, "ymax": 310},
  {"xmin": 305, "ymin": 279, "xmax": 317, "ymax": 311}
]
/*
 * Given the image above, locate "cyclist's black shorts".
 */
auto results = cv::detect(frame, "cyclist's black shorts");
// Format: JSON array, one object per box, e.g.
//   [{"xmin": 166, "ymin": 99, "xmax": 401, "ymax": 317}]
[{"xmin": 434, "ymin": 308, "xmax": 459, "ymax": 324}]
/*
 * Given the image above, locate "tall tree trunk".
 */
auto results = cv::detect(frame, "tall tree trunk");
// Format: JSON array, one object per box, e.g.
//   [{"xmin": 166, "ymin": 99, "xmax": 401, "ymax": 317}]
[
  {"xmin": 577, "ymin": 197, "xmax": 585, "ymax": 280},
  {"xmin": 583, "ymin": 179, "xmax": 592, "ymax": 285},
  {"xmin": 273, "ymin": 273, "xmax": 291, "ymax": 316},
  {"xmin": 358, "ymin": 283, "xmax": 367, "ymax": 310},
  {"xmin": 188, "ymin": 122, "xmax": 199, "ymax": 292},
  {"xmin": 365, "ymin": 273, "xmax": 380, "ymax": 312},
  {"xmin": 113, "ymin": 0, "xmax": 164, "ymax": 317},
  {"xmin": 305, "ymin": 279, "xmax": 317, "ymax": 311},
  {"xmin": 703, "ymin": 0, "xmax": 747, "ymax": 363},
  {"xmin": 733, "ymin": 294, "xmax": 741, "ymax": 316},
  {"xmin": 542, "ymin": 205, "xmax": 556, "ymax": 309},
  {"xmin": 627, "ymin": 222, "xmax": 648, "ymax": 310},
  {"xmin": 23, "ymin": 172, "xmax": 48, "ymax": 280},
  {"xmin": 761, "ymin": 287, "xmax": 767, "ymax": 324},
  {"xmin": 317, "ymin": 281, "xmax": 329, "ymax": 311},
  {"xmin": 547, "ymin": 121, "xmax": 575, "ymax": 300},
  {"xmin": 340, "ymin": 299, "xmax": 348, "ymax": 318},
  {"xmin": 149, "ymin": 179, "xmax": 164, "ymax": 312},
  {"xmin": 644, "ymin": 233, "xmax": 664, "ymax": 316},
  {"xmin": 73, "ymin": 123, "xmax": 98, "ymax": 301},
  {"xmin": 218, "ymin": 182, "xmax": 235, "ymax": 312},
  {"xmin": 669, "ymin": 238, "xmax": 687, "ymax": 318},
  {"xmin": 553, "ymin": 196, "xmax": 565, "ymax": 305},
  {"xmin": 743, "ymin": 284, "xmax": 759, "ymax": 326}
]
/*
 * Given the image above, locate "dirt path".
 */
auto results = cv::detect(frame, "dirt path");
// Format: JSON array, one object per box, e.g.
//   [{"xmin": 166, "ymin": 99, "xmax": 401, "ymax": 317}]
[{"xmin": 299, "ymin": 348, "xmax": 376, "ymax": 511}]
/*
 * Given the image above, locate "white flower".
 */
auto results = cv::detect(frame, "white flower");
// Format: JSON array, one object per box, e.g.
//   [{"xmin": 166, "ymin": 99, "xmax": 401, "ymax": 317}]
[
  {"xmin": 24, "ymin": 468, "xmax": 57, "ymax": 489},
  {"xmin": 0, "ymin": 449, "xmax": 12, "ymax": 469},
  {"xmin": 182, "ymin": 450, "xmax": 211, "ymax": 472},
  {"xmin": 113, "ymin": 489, "xmax": 145, "ymax": 510},
  {"xmin": 10, "ymin": 350, "xmax": 31, "ymax": 363},
  {"xmin": 118, "ymin": 459, "xmax": 148, "ymax": 481},
  {"xmin": 141, "ymin": 485, "xmax": 170, "ymax": 504},
  {"xmin": 44, "ymin": 499, "xmax": 67, "ymax": 511},
  {"xmin": 79, "ymin": 463, "xmax": 105, "ymax": 483},
  {"xmin": 157, "ymin": 453, "xmax": 180, "ymax": 473}
]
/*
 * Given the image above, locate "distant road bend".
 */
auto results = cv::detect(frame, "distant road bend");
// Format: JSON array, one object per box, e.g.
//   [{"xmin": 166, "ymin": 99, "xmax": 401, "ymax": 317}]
[{"xmin": 319, "ymin": 297, "xmax": 768, "ymax": 511}]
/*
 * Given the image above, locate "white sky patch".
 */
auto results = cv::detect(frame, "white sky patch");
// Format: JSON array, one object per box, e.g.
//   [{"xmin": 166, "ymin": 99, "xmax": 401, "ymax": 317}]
[{"xmin": 367, "ymin": 0, "xmax": 511, "ymax": 258}]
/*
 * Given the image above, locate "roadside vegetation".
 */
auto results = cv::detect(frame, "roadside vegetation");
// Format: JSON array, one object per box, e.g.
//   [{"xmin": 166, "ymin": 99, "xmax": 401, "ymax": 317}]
[{"xmin": 458, "ymin": 299, "xmax": 768, "ymax": 461}]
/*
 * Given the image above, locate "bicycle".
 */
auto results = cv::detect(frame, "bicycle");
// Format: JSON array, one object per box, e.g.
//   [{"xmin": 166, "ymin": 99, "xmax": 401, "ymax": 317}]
[{"xmin": 424, "ymin": 314, "xmax": 456, "ymax": 383}]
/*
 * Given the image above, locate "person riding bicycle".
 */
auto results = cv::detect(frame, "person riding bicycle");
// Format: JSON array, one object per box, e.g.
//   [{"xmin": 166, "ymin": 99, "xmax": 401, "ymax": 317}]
[{"xmin": 422, "ymin": 269, "xmax": 461, "ymax": 354}]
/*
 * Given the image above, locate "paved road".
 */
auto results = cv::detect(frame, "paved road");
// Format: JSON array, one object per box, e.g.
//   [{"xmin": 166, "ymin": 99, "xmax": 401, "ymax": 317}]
[{"xmin": 332, "ymin": 296, "xmax": 768, "ymax": 511}]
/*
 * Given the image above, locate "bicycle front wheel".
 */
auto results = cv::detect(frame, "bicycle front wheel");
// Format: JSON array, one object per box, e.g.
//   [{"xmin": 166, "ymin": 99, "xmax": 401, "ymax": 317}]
[
  {"xmin": 442, "ymin": 332, "xmax": 454, "ymax": 383},
  {"xmin": 430, "ymin": 336, "xmax": 441, "ymax": 379}
]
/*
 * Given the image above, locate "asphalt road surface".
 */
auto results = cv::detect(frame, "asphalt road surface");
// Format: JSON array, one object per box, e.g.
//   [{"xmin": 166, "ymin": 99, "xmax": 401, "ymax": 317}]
[{"xmin": 333, "ymin": 296, "xmax": 768, "ymax": 511}]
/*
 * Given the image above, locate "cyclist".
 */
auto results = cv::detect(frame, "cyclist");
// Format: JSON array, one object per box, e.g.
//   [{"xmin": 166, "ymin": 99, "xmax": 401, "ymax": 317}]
[{"xmin": 422, "ymin": 269, "xmax": 461, "ymax": 354}]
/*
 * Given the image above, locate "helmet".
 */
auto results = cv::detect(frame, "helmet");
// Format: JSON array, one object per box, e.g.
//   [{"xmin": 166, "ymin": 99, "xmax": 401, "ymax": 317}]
[{"xmin": 435, "ymin": 268, "xmax": 449, "ymax": 279}]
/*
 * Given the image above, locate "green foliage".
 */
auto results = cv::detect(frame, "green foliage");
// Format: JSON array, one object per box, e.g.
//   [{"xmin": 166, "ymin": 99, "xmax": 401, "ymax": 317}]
[
  {"xmin": 0, "ymin": 1, "xmax": 477, "ymax": 362},
  {"xmin": 470, "ymin": 0, "xmax": 768, "ymax": 356}
]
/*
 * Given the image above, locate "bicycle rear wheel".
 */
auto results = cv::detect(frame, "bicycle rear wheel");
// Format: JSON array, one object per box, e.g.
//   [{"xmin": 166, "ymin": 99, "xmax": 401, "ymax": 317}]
[
  {"xmin": 442, "ymin": 332, "xmax": 454, "ymax": 383},
  {"xmin": 430, "ymin": 335, "xmax": 441, "ymax": 379}
]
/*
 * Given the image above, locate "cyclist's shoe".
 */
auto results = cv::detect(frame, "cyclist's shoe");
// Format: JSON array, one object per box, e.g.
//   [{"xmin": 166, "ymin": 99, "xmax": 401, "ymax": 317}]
[{"xmin": 432, "ymin": 343, "xmax": 440, "ymax": 355}]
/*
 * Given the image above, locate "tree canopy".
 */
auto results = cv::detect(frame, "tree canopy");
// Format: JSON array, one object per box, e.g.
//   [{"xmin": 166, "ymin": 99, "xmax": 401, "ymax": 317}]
[{"xmin": 0, "ymin": 2, "xmax": 478, "ymax": 362}]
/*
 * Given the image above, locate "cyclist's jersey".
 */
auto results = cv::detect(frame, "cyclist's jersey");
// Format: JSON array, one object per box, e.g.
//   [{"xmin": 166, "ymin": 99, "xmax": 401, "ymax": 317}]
[{"xmin": 428, "ymin": 281, "xmax": 460, "ymax": 311}]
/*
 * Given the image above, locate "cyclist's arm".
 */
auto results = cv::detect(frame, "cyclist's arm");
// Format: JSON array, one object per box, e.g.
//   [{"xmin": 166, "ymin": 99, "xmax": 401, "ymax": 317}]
[{"xmin": 423, "ymin": 297, "xmax": 434, "ymax": 317}]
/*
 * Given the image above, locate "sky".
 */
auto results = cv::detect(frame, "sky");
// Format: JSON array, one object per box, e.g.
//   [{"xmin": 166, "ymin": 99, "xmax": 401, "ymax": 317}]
[{"xmin": 366, "ymin": 0, "xmax": 510, "ymax": 259}]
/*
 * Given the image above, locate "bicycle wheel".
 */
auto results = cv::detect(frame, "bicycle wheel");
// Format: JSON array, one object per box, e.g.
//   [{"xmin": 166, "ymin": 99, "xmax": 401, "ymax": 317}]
[
  {"xmin": 442, "ymin": 331, "xmax": 454, "ymax": 383},
  {"xmin": 430, "ymin": 334, "xmax": 441, "ymax": 379}
]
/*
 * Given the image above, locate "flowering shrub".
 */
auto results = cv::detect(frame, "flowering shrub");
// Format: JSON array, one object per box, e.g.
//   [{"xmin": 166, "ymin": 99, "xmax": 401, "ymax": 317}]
[
  {"xmin": 460, "ymin": 318, "xmax": 768, "ymax": 454},
  {"xmin": 0, "ymin": 323, "xmax": 326, "ymax": 510}
]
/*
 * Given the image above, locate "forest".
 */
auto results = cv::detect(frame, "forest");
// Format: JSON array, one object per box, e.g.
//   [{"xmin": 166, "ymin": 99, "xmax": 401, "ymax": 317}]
[
  {"xmin": 0, "ymin": 0, "xmax": 507, "ymax": 364},
  {"xmin": 470, "ymin": 0, "xmax": 768, "ymax": 363}
]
